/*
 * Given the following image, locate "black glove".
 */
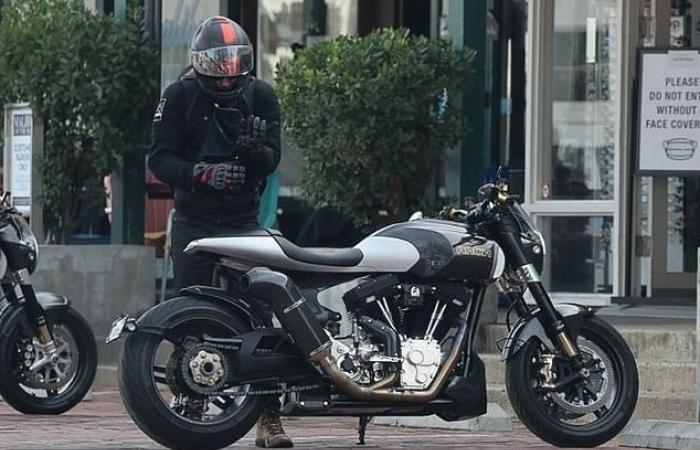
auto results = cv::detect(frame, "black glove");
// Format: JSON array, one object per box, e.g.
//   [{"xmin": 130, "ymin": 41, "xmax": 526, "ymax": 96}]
[
  {"xmin": 237, "ymin": 115, "xmax": 277, "ymax": 158},
  {"xmin": 192, "ymin": 162, "xmax": 246, "ymax": 191}
]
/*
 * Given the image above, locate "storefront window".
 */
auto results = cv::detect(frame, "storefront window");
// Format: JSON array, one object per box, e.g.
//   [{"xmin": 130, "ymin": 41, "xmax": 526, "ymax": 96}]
[
  {"xmin": 667, "ymin": 177, "xmax": 700, "ymax": 273},
  {"xmin": 257, "ymin": 0, "xmax": 357, "ymax": 85},
  {"xmin": 540, "ymin": 216, "xmax": 614, "ymax": 293},
  {"xmin": 542, "ymin": 0, "xmax": 618, "ymax": 200},
  {"xmin": 160, "ymin": 0, "xmax": 222, "ymax": 88}
]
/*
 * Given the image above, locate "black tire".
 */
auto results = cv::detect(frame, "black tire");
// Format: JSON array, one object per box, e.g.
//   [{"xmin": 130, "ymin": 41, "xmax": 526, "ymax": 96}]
[
  {"xmin": 118, "ymin": 297, "xmax": 266, "ymax": 450},
  {"xmin": 505, "ymin": 317, "xmax": 638, "ymax": 447},
  {"xmin": 0, "ymin": 307, "xmax": 97, "ymax": 414}
]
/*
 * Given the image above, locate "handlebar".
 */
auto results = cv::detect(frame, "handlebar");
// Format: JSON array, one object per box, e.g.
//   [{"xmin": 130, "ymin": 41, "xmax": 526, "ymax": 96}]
[
  {"xmin": 441, "ymin": 206, "xmax": 469, "ymax": 221},
  {"xmin": 440, "ymin": 201, "xmax": 495, "ymax": 226}
]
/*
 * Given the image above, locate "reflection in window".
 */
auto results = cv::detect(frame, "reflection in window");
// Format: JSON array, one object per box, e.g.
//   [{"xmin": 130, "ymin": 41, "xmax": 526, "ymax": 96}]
[
  {"xmin": 541, "ymin": 216, "xmax": 614, "ymax": 293},
  {"xmin": 257, "ymin": 0, "xmax": 357, "ymax": 193},
  {"xmin": 257, "ymin": 0, "xmax": 357, "ymax": 85},
  {"xmin": 544, "ymin": 0, "xmax": 618, "ymax": 200},
  {"xmin": 160, "ymin": 0, "xmax": 222, "ymax": 88},
  {"xmin": 667, "ymin": 177, "xmax": 700, "ymax": 273}
]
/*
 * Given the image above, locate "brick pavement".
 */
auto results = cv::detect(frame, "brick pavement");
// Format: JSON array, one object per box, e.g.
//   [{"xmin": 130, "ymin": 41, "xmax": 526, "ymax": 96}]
[{"xmin": 0, "ymin": 392, "xmax": 626, "ymax": 450}]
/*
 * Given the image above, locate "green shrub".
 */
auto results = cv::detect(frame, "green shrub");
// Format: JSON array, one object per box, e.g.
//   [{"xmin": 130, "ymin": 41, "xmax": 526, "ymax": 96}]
[
  {"xmin": 276, "ymin": 28, "xmax": 474, "ymax": 231},
  {"xmin": 0, "ymin": 0, "xmax": 158, "ymax": 242}
]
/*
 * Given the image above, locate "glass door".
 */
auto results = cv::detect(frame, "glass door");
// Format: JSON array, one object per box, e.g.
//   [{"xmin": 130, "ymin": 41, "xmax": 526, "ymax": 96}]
[
  {"xmin": 634, "ymin": 1, "xmax": 699, "ymax": 300},
  {"xmin": 526, "ymin": 0, "xmax": 622, "ymax": 304}
]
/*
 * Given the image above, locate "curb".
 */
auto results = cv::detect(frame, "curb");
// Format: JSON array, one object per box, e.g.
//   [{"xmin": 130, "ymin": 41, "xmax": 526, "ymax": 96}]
[{"xmin": 620, "ymin": 420, "xmax": 700, "ymax": 449}]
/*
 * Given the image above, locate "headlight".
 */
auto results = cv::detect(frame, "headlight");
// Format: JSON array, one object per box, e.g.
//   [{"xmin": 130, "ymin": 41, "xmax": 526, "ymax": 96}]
[
  {"xmin": 26, "ymin": 232, "xmax": 39, "ymax": 271},
  {"xmin": 533, "ymin": 230, "xmax": 546, "ymax": 256},
  {"xmin": 14, "ymin": 214, "xmax": 39, "ymax": 274},
  {"xmin": 0, "ymin": 251, "xmax": 7, "ymax": 280}
]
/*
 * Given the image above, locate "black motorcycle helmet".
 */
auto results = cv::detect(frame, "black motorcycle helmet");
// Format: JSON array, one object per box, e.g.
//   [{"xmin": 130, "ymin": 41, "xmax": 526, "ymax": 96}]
[{"xmin": 190, "ymin": 16, "xmax": 254, "ymax": 101}]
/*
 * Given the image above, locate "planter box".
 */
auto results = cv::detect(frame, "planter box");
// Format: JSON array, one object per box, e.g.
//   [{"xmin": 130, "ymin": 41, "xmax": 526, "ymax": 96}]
[{"xmin": 31, "ymin": 245, "xmax": 156, "ymax": 364}]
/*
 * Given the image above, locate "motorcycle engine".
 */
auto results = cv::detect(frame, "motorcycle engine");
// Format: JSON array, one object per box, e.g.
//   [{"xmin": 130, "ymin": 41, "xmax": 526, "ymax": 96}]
[
  {"xmin": 400, "ymin": 338, "xmax": 442, "ymax": 390},
  {"xmin": 335, "ymin": 275, "xmax": 467, "ymax": 391}
]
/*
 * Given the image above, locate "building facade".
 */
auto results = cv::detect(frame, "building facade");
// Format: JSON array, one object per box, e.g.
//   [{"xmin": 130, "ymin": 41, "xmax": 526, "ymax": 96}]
[
  {"xmin": 524, "ymin": 1, "xmax": 700, "ymax": 305},
  {"xmin": 79, "ymin": 0, "xmax": 700, "ymax": 303}
]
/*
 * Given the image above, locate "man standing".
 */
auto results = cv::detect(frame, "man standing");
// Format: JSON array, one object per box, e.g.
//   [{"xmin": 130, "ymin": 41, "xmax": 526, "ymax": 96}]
[{"xmin": 148, "ymin": 16, "xmax": 292, "ymax": 448}]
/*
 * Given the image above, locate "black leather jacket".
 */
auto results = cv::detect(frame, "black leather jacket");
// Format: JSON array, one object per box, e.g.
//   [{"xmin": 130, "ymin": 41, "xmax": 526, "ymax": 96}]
[{"xmin": 147, "ymin": 75, "xmax": 281, "ymax": 224}]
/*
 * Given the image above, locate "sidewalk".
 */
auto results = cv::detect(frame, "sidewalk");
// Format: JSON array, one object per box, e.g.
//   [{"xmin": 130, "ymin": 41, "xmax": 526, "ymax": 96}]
[{"xmin": 0, "ymin": 392, "xmax": 625, "ymax": 450}]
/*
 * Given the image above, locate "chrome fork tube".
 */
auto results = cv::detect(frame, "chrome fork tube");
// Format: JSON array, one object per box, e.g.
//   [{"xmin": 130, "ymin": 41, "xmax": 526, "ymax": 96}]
[{"xmin": 499, "ymin": 233, "xmax": 579, "ymax": 358}]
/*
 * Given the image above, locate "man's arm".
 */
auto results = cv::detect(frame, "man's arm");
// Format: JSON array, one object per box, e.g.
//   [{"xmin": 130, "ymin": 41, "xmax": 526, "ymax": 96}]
[
  {"xmin": 147, "ymin": 82, "xmax": 197, "ymax": 191},
  {"xmin": 239, "ymin": 80, "xmax": 281, "ymax": 177}
]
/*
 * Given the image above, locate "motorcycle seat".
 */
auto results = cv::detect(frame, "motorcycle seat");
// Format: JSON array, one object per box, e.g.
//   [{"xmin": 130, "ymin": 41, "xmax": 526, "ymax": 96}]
[{"xmin": 271, "ymin": 235, "xmax": 364, "ymax": 267}]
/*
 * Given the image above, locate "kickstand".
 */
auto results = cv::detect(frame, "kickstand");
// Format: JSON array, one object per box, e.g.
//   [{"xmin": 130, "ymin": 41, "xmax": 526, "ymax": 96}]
[{"xmin": 357, "ymin": 415, "xmax": 371, "ymax": 445}]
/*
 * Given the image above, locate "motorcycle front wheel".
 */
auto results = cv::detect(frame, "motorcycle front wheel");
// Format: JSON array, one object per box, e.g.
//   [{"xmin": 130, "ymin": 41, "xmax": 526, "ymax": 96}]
[
  {"xmin": 118, "ymin": 297, "xmax": 268, "ymax": 450},
  {"xmin": 505, "ymin": 317, "xmax": 638, "ymax": 447},
  {"xmin": 0, "ymin": 306, "xmax": 97, "ymax": 414}
]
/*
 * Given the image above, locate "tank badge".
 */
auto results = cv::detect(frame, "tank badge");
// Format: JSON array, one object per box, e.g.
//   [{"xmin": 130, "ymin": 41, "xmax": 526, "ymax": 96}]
[{"xmin": 454, "ymin": 244, "xmax": 492, "ymax": 258}]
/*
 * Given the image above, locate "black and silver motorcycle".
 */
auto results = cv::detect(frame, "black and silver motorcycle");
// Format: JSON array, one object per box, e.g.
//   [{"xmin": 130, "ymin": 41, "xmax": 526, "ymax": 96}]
[
  {"xmin": 0, "ymin": 192, "xmax": 97, "ymax": 414},
  {"xmin": 111, "ymin": 179, "xmax": 638, "ymax": 449}
]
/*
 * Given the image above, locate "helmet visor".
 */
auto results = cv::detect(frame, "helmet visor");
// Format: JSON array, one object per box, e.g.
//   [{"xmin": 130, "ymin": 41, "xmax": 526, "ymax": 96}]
[{"xmin": 191, "ymin": 45, "xmax": 254, "ymax": 77}]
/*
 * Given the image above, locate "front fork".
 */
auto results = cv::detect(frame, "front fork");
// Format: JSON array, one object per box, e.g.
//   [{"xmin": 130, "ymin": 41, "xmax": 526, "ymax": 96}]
[
  {"xmin": 497, "ymin": 233, "xmax": 580, "ymax": 359},
  {"xmin": 3, "ymin": 271, "xmax": 59, "ymax": 364}
]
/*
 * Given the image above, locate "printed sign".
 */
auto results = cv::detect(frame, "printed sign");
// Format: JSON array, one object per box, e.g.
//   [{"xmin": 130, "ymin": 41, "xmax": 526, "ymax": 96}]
[
  {"xmin": 9, "ymin": 107, "xmax": 32, "ymax": 214},
  {"xmin": 637, "ymin": 49, "xmax": 700, "ymax": 174}
]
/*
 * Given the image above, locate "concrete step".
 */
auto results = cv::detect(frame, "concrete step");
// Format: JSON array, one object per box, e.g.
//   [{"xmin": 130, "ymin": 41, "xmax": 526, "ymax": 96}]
[
  {"xmin": 477, "ymin": 323, "xmax": 696, "ymax": 362},
  {"xmin": 480, "ymin": 353, "xmax": 697, "ymax": 395},
  {"xmin": 374, "ymin": 403, "xmax": 513, "ymax": 432},
  {"xmin": 487, "ymin": 384, "xmax": 696, "ymax": 422},
  {"xmin": 621, "ymin": 420, "xmax": 700, "ymax": 449}
]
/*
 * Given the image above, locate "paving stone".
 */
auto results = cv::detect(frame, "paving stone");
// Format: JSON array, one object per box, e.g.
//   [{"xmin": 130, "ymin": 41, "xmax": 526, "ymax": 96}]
[{"xmin": 0, "ymin": 391, "xmax": 627, "ymax": 449}]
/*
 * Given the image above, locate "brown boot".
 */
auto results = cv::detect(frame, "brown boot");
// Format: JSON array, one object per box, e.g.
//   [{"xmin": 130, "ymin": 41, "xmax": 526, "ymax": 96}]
[{"xmin": 255, "ymin": 413, "xmax": 293, "ymax": 448}]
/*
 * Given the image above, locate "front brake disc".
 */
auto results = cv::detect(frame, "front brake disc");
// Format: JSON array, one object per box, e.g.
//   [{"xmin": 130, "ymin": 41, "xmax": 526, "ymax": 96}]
[{"xmin": 20, "ymin": 326, "xmax": 79, "ymax": 390}]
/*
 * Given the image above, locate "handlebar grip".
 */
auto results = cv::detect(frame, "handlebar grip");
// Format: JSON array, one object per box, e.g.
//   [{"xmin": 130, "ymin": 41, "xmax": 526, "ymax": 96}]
[
  {"xmin": 465, "ymin": 201, "xmax": 491, "ymax": 225},
  {"xmin": 465, "ymin": 209, "xmax": 481, "ymax": 225}
]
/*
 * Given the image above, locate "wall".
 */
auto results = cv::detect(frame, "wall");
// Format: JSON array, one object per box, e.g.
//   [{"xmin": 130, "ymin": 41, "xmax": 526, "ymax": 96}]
[{"xmin": 31, "ymin": 245, "xmax": 156, "ymax": 364}]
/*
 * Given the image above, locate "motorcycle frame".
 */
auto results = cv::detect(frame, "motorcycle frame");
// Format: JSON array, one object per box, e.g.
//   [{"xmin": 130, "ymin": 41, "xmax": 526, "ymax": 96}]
[{"xmin": 124, "ymin": 278, "xmax": 490, "ymax": 419}]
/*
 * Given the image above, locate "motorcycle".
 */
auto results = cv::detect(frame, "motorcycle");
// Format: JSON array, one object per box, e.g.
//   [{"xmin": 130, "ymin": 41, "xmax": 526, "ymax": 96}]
[
  {"xmin": 0, "ymin": 192, "xmax": 97, "ymax": 414},
  {"xmin": 110, "ymin": 178, "xmax": 638, "ymax": 449}
]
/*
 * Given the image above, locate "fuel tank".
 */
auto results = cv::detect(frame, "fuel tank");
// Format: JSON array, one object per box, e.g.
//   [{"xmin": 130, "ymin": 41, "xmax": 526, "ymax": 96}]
[{"xmin": 373, "ymin": 219, "xmax": 505, "ymax": 281}]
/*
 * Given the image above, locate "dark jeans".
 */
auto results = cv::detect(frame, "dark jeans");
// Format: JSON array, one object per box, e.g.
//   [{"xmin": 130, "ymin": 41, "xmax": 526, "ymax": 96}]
[
  {"xmin": 171, "ymin": 212, "xmax": 259, "ymax": 290},
  {"xmin": 170, "ymin": 211, "xmax": 280, "ymax": 413}
]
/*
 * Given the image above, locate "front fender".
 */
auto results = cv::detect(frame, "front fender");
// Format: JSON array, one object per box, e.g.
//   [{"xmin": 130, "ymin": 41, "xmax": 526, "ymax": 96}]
[
  {"xmin": 0, "ymin": 292, "xmax": 70, "ymax": 338},
  {"xmin": 500, "ymin": 303, "xmax": 595, "ymax": 361}
]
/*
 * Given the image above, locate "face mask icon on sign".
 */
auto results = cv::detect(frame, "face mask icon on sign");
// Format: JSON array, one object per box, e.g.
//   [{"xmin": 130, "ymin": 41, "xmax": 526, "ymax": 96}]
[{"xmin": 663, "ymin": 137, "xmax": 697, "ymax": 160}]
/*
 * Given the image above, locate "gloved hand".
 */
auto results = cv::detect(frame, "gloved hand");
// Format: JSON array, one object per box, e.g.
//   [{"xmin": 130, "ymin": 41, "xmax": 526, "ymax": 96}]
[
  {"xmin": 192, "ymin": 162, "xmax": 246, "ymax": 191},
  {"xmin": 236, "ymin": 115, "xmax": 277, "ymax": 158}
]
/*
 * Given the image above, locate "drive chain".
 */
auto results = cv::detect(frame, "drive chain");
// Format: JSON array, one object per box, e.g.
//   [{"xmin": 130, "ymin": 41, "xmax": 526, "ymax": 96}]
[{"xmin": 209, "ymin": 383, "xmax": 324, "ymax": 397}]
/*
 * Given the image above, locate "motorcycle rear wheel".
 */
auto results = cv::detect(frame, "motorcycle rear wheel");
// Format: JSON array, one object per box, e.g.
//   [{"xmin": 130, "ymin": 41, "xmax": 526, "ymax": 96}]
[
  {"xmin": 118, "ymin": 297, "xmax": 267, "ymax": 450},
  {"xmin": 505, "ymin": 317, "xmax": 638, "ymax": 447}
]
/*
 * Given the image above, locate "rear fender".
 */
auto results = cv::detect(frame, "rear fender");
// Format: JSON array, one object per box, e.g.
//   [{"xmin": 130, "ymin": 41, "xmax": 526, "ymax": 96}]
[
  {"xmin": 113, "ymin": 288, "xmax": 267, "ymax": 342},
  {"xmin": 173, "ymin": 285, "xmax": 266, "ymax": 329},
  {"xmin": 500, "ymin": 303, "xmax": 595, "ymax": 361}
]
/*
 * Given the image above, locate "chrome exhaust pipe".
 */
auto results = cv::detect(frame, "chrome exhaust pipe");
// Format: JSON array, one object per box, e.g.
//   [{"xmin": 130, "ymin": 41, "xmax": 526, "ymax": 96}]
[{"xmin": 310, "ymin": 319, "xmax": 468, "ymax": 403}]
